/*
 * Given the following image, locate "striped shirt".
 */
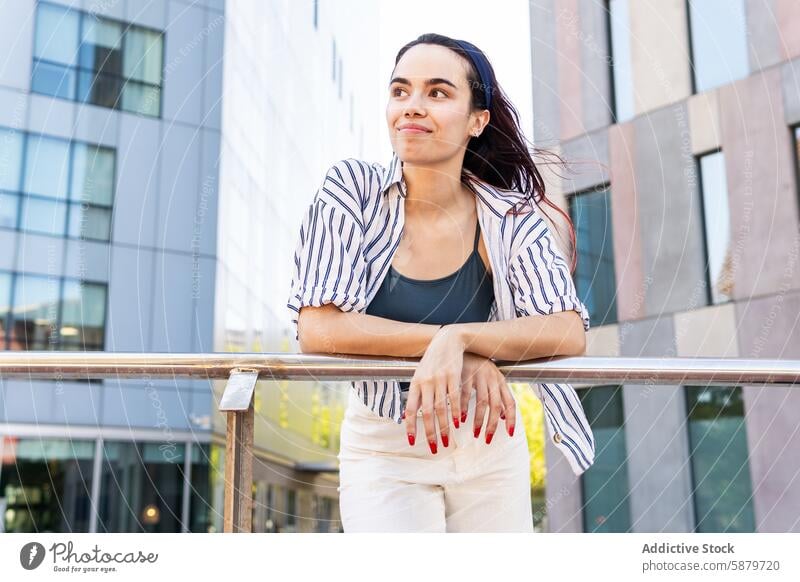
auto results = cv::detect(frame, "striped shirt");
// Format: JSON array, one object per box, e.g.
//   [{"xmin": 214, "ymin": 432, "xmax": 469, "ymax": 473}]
[{"xmin": 286, "ymin": 153, "xmax": 595, "ymax": 475}]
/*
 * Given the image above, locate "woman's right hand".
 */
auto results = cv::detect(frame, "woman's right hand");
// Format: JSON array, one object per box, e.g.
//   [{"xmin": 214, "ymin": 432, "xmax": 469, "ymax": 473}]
[{"xmin": 459, "ymin": 352, "xmax": 516, "ymax": 443}]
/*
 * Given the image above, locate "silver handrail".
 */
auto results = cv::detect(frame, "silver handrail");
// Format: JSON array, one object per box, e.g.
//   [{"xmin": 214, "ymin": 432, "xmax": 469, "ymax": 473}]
[
  {"xmin": 2, "ymin": 351, "xmax": 799, "ymax": 532},
  {"xmin": 1, "ymin": 352, "xmax": 799, "ymax": 384}
]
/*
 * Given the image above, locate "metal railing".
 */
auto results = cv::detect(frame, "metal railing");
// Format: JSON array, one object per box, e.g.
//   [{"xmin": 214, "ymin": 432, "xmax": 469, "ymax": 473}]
[{"xmin": 2, "ymin": 351, "xmax": 799, "ymax": 532}]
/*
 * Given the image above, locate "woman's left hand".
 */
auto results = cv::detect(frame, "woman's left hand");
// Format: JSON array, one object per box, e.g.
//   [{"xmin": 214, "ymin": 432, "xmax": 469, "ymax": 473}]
[{"xmin": 402, "ymin": 325, "xmax": 465, "ymax": 454}]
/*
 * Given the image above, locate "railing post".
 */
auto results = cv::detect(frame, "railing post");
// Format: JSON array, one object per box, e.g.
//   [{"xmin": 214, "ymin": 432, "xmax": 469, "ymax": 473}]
[{"xmin": 219, "ymin": 368, "xmax": 259, "ymax": 533}]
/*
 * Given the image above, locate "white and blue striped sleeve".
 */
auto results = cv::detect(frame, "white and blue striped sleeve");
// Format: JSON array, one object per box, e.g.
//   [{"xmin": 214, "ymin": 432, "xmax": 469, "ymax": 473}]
[
  {"xmin": 507, "ymin": 222, "xmax": 591, "ymax": 332},
  {"xmin": 286, "ymin": 162, "xmax": 368, "ymax": 342}
]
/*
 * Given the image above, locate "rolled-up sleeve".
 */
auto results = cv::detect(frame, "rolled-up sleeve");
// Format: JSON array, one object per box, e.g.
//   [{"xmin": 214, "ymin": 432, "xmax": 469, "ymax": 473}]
[
  {"xmin": 508, "ymin": 225, "xmax": 590, "ymax": 332},
  {"xmin": 286, "ymin": 165, "xmax": 368, "ymax": 342}
]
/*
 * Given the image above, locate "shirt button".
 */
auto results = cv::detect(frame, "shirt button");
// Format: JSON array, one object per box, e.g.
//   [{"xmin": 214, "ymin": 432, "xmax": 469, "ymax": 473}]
[{"xmin": 553, "ymin": 432, "xmax": 562, "ymax": 444}]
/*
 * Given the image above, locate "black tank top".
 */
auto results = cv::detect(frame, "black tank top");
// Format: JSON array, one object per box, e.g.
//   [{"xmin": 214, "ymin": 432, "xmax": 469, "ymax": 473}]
[{"xmin": 365, "ymin": 216, "xmax": 495, "ymax": 391}]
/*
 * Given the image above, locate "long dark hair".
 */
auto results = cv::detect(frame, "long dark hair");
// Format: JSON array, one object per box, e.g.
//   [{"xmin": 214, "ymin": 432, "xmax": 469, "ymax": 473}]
[{"xmin": 393, "ymin": 33, "xmax": 579, "ymax": 274}]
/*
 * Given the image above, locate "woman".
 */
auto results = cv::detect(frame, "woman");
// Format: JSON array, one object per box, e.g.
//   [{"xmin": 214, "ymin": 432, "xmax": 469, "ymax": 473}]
[{"xmin": 286, "ymin": 33, "xmax": 594, "ymax": 532}]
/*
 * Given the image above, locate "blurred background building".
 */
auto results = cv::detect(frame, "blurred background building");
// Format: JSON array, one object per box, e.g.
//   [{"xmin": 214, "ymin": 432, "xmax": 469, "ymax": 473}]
[
  {"xmin": 2, "ymin": 0, "xmax": 799, "ymax": 535},
  {"xmin": 532, "ymin": 0, "xmax": 800, "ymax": 533},
  {"xmin": 0, "ymin": 0, "xmax": 378, "ymax": 533}
]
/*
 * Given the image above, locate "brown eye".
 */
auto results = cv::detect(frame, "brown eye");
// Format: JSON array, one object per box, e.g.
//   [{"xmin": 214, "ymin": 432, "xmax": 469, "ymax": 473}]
[{"xmin": 432, "ymin": 88, "xmax": 448, "ymax": 98}]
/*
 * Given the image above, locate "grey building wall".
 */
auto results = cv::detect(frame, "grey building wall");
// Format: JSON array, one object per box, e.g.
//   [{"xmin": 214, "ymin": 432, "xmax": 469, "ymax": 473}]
[
  {"xmin": 531, "ymin": 0, "xmax": 800, "ymax": 532},
  {"xmin": 0, "ymin": 0, "xmax": 224, "ymax": 433}
]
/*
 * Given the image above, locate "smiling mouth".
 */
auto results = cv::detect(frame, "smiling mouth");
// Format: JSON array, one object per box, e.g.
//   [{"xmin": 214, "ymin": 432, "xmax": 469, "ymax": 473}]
[{"xmin": 398, "ymin": 128, "xmax": 432, "ymax": 134}]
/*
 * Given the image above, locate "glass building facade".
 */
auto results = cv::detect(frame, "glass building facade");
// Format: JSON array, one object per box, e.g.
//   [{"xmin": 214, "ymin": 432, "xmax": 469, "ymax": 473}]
[{"xmin": 32, "ymin": 1, "xmax": 164, "ymax": 117}]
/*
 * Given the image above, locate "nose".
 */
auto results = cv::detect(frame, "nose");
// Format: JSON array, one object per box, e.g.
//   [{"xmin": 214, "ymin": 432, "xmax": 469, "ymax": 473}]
[{"xmin": 402, "ymin": 89, "xmax": 426, "ymax": 117}]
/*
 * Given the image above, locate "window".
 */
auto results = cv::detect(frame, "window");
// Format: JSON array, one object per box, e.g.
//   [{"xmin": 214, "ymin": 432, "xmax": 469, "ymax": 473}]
[
  {"xmin": 0, "ymin": 272, "xmax": 9, "ymax": 340},
  {"xmin": 1, "ymin": 437, "xmax": 95, "ymax": 532},
  {"xmin": 687, "ymin": 0, "xmax": 749, "ymax": 93},
  {"xmin": 606, "ymin": 0, "xmax": 634, "ymax": 122},
  {"xmin": 580, "ymin": 385, "xmax": 632, "ymax": 532},
  {"xmin": 189, "ymin": 443, "xmax": 214, "ymax": 533},
  {"xmin": 569, "ymin": 185, "xmax": 618, "ymax": 326},
  {"xmin": 685, "ymin": 385, "xmax": 755, "ymax": 532},
  {"xmin": 332, "ymin": 38, "xmax": 336, "ymax": 81},
  {"xmin": 0, "ymin": 126, "xmax": 116, "ymax": 241},
  {"xmin": 32, "ymin": 1, "xmax": 164, "ymax": 117},
  {"xmin": 2, "ymin": 271, "xmax": 107, "ymax": 351},
  {"xmin": 338, "ymin": 58, "xmax": 343, "ymax": 99},
  {"xmin": 286, "ymin": 489, "xmax": 297, "ymax": 530},
  {"xmin": 98, "ymin": 442, "xmax": 185, "ymax": 532},
  {"xmin": 697, "ymin": 150, "xmax": 732, "ymax": 305}
]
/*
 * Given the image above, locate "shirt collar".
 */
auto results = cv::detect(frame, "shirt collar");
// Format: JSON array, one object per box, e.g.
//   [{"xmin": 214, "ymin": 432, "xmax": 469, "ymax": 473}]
[{"xmin": 379, "ymin": 151, "xmax": 529, "ymax": 218}]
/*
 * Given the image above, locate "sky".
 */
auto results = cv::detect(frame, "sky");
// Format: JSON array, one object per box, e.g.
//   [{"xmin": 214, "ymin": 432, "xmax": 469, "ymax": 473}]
[{"xmin": 375, "ymin": 0, "xmax": 534, "ymax": 162}]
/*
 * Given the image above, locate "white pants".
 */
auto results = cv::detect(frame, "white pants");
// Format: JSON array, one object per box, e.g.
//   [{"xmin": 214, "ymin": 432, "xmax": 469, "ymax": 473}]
[{"xmin": 337, "ymin": 389, "xmax": 534, "ymax": 532}]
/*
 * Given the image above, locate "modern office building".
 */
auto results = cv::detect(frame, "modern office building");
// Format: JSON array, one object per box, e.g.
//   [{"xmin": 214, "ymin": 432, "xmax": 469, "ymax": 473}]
[
  {"xmin": 0, "ymin": 0, "xmax": 378, "ymax": 533},
  {"xmin": 530, "ymin": 0, "xmax": 800, "ymax": 533}
]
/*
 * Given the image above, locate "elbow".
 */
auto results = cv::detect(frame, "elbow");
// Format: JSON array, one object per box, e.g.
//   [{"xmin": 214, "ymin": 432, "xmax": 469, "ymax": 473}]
[
  {"xmin": 572, "ymin": 330, "xmax": 587, "ymax": 357},
  {"xmin": 554, "ymin": 311, "xmax": 586, "ymax": 357},
  {"xmin": 297, "ymin": 305, "xmax": 340, "ymax": 353},
  {"xmin": 297, "ymin": 309, "xmax": 319, "ymax": 353}
]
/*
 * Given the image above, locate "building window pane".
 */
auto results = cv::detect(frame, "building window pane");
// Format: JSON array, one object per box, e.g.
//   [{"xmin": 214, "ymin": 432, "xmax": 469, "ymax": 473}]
[
  {"xmin": 688, "ymin": 0, "xmax": 749, "ymax": 93},
  {"xmin": 31, "ymin": 3, "xmax": 163, "ymax": 117},
  {"xmin": 698, "ymin": 150, "xmax": 732, "ymax": 305},
  {"xmin": 31, "ymin": 59, "xmax": 77, "ymax": 100},
  {"xmin": 189, "ymin": 443, "xmax": 214, "ymax": 533},
  {"xmin": 67, "ymin": 203, "xmax": 111, "ymax": 240},
  {"xmin": 0, "ymin": 128, "xmax": 24, "ymax": 192},
  {"xmin": 286, "ymin": 489, "xmax": 297, "ymax": 530},
  {"xmin": 580, "ymin": 385, "xmax": 631, "ymax": 532},
  {"xmin": 0, "ymin": 192, "xmax": 19, "ymax": 229},
  {"xmin": 77, "ymin": 70, "xmax": 122, "ymax": 109},
  {"xmin": 0, "ymin": 272, "xmax": 10, "ymax": 346},
  {"xmin": 685, "ymin": 385, "xmax": 755, "ymax": 532},
  {"xmin": 79, "ymin": 16, "xmax": 123, "ymax": 77},
  {"xmin": 98, "ymin": 441, "xmax": 185, "ymax": 532},
  {"xmin": 9, "ymin": 274, "xmax": 60, "ymax": 350},
  {"xmin": 70, "ymin": 144, "xmax": 115, "ymax": 206},
  {"xmin": 570, "ymin": 187, "xmax": 618, "ymax": 326},
  {"xmin": 33, "ymin": 2, "xmax": 80, "ymax": 67},
  {"xmin": 60, "ymin": 280, "xmax": 106, "ymax": 349},
  {"xmin": 607, "ymin": 0, "xmax": 634, "ymax": 122},
  {"xmin": 23, "ymin": 134, "xmax": 70, "ymax": 200},
  {"xmin": 123, "ymin": 27, "xmax": 163, "ymax": 85},
  {"xmin": 20, "ymin": 196, "xmax": 67, "ymax": 235},
  {"xmin": 121, "ymin": 81, "xmax": 161, "ymax": 117},
  {"xmin": 1, "ymin": 436, "xmax": 95, "ymax": 533}
]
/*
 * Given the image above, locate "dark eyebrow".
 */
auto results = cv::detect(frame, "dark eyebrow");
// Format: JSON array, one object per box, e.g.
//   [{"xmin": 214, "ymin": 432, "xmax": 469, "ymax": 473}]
[{"xmin": 389, "ymin": 76, "xmax": 458, "ymax": 90}]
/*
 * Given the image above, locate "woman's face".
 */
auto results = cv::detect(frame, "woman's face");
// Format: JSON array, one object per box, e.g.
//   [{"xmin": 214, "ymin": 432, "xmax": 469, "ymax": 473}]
[{"xmin": 386, "ymin": 43, "xmax": 487, "ymax": 165}]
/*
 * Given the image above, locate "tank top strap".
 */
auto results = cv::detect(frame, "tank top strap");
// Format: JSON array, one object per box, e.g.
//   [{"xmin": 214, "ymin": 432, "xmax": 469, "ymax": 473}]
[{"xmin": 472, "ymin": 216, "xmax": 481, "ymax": 251}]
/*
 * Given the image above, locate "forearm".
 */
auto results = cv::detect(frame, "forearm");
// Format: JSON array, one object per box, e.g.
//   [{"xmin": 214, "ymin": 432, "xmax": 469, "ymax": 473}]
[
  {"xmin": 298, "ymin": 306, "xmax": 440, "ymax": 357},
  {"xmin": 452, "ymin": 311, "xmax": 586, "ymax": 362}
]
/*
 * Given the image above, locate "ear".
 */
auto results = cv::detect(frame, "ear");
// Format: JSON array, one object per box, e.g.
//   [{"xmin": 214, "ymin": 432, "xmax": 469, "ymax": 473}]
[{"xmin": 472, "ymin": 109, "xmax": 490, "ymax": 134}]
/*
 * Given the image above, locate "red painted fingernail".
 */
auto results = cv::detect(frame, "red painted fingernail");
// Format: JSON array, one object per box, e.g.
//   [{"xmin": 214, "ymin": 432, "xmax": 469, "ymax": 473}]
[
  {"xmin": 407, "ymin": 433, "xmax": 415, "ymax": 446},
  {"xmin": 474, "ymin": 427, "xmax": 480, "ymax": 439},
  {"xmin": 508, "ymin": 425, "xmax": 515, "ymax": 437},
  {"xmin": 486, "ymin": 432, "xmax": 494, "ymax": 444},
  {"xmin": 401, "ymin": 410, "xmax": 406, "ymax": 420},
  {"xmin": 500, "ymin": 412, "xmax": 505, "ymax": 420},
  {"xmin": 441, "ymin": 434, "xmax": 449, "ymax": 447},
  {"xmin": 461, "ymin": 411, "xmax": 467, "ymax": 423},
  {"xmin": 429, "ymin": 440, "xmax": 437, "ymax": 454},
  {"xmin": 453, "ymin": 416, "xmax": 459, "ymax": 428}
]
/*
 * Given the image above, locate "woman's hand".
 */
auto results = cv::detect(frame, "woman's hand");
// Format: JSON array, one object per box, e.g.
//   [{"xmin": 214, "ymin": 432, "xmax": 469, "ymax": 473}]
[
  {"xmin": 459, "ymin": 352, "xmax": 516, "ymax": 443},
  {"xmin": 402, "ymin": 325, "xmax": 465, "ymax": 454}
]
